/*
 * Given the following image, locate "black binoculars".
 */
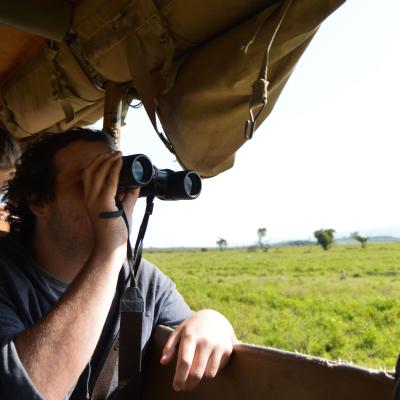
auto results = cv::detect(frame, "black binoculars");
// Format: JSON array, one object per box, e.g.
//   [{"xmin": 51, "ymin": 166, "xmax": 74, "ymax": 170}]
[{"xmin": 118, "ymin": 154, "xmax": 202, "ymax": 201}]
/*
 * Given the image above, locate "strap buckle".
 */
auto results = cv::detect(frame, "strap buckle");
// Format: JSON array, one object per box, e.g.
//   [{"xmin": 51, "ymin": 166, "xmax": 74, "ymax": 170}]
[{"xmin": 245, "ymin": 78, "xmax": 269, "ymax": 140}]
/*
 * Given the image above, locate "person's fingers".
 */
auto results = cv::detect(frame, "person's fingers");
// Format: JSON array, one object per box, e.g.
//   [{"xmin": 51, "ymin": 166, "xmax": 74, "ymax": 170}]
[
  {"xmin": 182, "ymin": 343, "xmax": 213, "ymax": 390},
  {"xmin": 219, "ymin": 351, "xmax": 231, "ymax": 370},
  {"xmin": 84, "ymin": 151, "xmax": 112, "ymax": 180},
  {"xmin": 172, "ymin": 332, "xmax": 197, "ymax": 391},
  {"xmin": 101, "ymin": 155, "xmax": 122, "ymax": 199},
  {"xmin": 203, "ymin": 348, "xmax": 226, "ymax": 379},
  {"xmin": 106, "ymin": 155, "xmax": 122, "ymax": 187},
  {"xmin": 91, "ymin": 152, "xmax": 121, "ymax": 197},
  {"xmin": 161, "ymin": 327, "xmax": 182, "ymax": 365},
  {"xmin": 82, "ymin": 152, "xmax": 113, "ymax": 198}
]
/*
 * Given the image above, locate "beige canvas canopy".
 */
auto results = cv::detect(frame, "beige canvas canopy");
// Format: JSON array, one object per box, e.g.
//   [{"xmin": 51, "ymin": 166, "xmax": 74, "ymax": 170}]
[
  {"xmin": 1, "ymin": 0, "xmax": 346, "ymax": 176},
  {"xmin": 0, "ymin": 1, "xmax": 398, "ymax": 398}
]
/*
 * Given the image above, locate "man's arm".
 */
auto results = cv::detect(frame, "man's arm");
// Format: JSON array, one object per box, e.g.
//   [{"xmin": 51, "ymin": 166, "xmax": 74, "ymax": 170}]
[
  {"xmin": 14, "ymin": 151, "xmax": 137, "ymax": 400},
  {"xmin": 15, "ymin": 249, "xmax": 124, "ymax": 399},
  {"xmin": 139, "ymin": 243, "xmax": 237, "ymax": 392}
]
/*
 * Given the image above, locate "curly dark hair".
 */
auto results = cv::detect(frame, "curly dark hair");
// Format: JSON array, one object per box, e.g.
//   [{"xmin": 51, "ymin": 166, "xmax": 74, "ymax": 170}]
[
  {"xmin": 4, "ymin": 128, "xmax": 115, "ymax": 242},
  {"xmin": 0, "ymin": 125, "xmax": 20, "ymax": 170}
]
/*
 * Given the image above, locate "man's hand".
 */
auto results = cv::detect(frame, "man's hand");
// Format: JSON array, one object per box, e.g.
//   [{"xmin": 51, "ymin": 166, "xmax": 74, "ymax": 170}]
[
  {"xmin": 82, "ymin": 150, "xmax": 139, "ymax": 257},
  {"xmin": 160, "ymin": 310, "xmax": 237, "ymax": 391}
]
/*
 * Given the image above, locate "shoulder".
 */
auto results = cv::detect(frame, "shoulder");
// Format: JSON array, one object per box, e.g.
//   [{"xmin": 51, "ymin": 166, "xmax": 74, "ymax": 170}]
[
  {"xmin": 136, "ymin": 258, "xmax": 176, "ymax": 293},
  {"xmin": 0, "ymin": 235, "xmax": 34, "ymax": 292},
  {"xmin": 135, "ymin": 259, "xmax": 193, "ymax": 327},
  {"xmin": 0, "ymin": 234, "xmax": 30, "ymax": 265}
]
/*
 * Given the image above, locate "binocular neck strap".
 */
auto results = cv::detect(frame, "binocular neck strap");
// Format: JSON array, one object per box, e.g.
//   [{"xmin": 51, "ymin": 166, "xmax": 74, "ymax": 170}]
[
  {"xmin": 93, "ymin": 196, "xmax": 155, "ymax": 399},
  {"xmin": 113, "ymin": 195, "xmax": 155, "ymax": 286},
  {"xmin": 131, "ymin": 195, "xmax": 155, "ymax": 281},
  {"xmin": 118, "ymin": 195, "xmax": 155, "ymax": 399}
]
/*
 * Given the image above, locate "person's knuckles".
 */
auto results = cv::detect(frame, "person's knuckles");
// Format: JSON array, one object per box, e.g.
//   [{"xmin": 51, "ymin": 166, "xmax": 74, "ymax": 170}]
[
  {"xmin": 188, "ymin": 366, "xmax": 205, "ymax": 383},
  {"xmin": 196, "ymin": 336, "xmax": 215, "ymax": 349},
  {"xmin": 162, "ymin": 346, "xmax": 173, "ymax": 358},
  {"xmin": 87, "ymin": 152, "xmax": 111, "ymax": 172},
  {"xmin": 177, "ymin": 354, "xmax": 193, "ymax": 371},
  {"xmin": 93, "ymin": 158, "xmax": 116, "ymax": 181},
  {"xmin": 181, "ymin": 328, "xmax": 198, "ymax": 343}
]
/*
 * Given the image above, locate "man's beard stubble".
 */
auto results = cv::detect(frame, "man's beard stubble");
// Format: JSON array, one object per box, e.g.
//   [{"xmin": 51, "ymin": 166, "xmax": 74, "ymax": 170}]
[{"xmin": 48, "ymin": 204, "xmax": 95, "ymax": 264}]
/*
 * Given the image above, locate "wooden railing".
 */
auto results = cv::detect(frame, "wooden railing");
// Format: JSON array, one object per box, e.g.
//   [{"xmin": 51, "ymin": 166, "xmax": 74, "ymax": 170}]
[{"xmin": 141, "ymin": 325, "xmax": 396, "ymax": 400}]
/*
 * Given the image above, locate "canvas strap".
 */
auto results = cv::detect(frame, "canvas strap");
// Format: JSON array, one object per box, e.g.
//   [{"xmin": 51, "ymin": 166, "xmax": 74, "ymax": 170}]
[
  {"xmin": 244, "ymin": 0, "xmax": 293, "ymax": 140},
  {"xmin": 118, "ymin": 286, "xmax": 144, "ymax": 400},
  {"xmin": 91, "ymin": 196, "xmax": 155, "ymax": 400},
  {"xmin": 124, "ymin": 32, "xmax": 175, "ymax": 154},
  {"xmin": 46, "ymin": 41, "xmax": 76, "ymax": 123},
  {"xmin": 91, "ymin": 334, "xmax": 120, "ymax": 400},
  {"xmin": 118, "ymin": 196, "xmax": 156, "ymax": 400},
  {"xmin": 120, "ymin": 0, "xmax": 175, "ymax": 154},
  {"xmin": 77, "ymin": 0, "xmax": 176, "ymax": 154}
]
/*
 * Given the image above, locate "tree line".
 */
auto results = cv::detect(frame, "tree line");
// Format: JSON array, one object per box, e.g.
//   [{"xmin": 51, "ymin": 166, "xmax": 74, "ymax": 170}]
[
  {"xmin": 314, "ymin": 229, "xmax": 369, "ymax": 250},
  {"xmin": 216, "ymin": 228, "xmax": 369, "ymax": 251}
]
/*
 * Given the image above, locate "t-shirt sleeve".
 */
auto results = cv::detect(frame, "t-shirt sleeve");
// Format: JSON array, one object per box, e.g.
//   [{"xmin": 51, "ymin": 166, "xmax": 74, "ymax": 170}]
[
  {"xmin": 0, "ymin": 293, "xmax": 44, "ymax": 400},
  {"xmin": 138, "ymin": 259, "xmax": 194, "ymax": 328},
  {"xmin": 156, "ymin": 278, "xmax": 194, "ymax": 327}
]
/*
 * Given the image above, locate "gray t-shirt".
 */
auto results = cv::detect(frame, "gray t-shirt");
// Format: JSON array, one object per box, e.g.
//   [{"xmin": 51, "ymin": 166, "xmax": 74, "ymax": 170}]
[{"xmin": 0, "ymin": 234, "xmax": 192, "ymax": 399}]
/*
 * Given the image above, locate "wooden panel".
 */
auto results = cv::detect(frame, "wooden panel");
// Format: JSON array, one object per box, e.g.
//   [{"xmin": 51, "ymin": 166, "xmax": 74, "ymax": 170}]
[{"xmin": 141, "ymin": 326, "xmax": 396, "ymax": 400}]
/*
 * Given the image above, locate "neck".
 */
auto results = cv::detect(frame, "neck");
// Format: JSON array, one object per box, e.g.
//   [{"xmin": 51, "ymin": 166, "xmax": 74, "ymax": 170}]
[{"xmin": 32, "ymin": 227, "xmax": 88, "ymax": 284}]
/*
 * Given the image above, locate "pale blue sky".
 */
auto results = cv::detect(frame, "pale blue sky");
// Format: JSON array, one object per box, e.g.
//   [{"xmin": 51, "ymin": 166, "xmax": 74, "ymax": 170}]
[{"xmin": 113, "ymin": 0, "xmax": 400, "ymax": 248}]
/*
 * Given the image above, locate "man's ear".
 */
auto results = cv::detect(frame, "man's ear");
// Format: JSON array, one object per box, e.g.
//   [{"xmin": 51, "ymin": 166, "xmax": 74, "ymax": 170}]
[{"xmin": 27, "ymin": 194, "xmax": 49, "ymax": 218}]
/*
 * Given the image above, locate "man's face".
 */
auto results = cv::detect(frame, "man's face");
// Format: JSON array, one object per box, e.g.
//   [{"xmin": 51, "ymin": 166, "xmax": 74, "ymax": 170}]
[{"xmin": 42, "ymin": 140, "xmax": 114, "ymax": 258}]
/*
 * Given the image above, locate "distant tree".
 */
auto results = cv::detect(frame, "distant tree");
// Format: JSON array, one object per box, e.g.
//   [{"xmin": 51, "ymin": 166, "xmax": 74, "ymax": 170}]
[
  {"xmin": 257, "ymin": 227, "xmax": 267, "ymax": 249},
  {"xmin": 216, "ymin": 237, "xmax": 227, "ymax": 252},
  {"xmin": 351, "ymin": 231, "xmax": 369, "ymax": 249},
  {"xmin": 314, "ymin": 229, "xmax": 335, "ymax": 251}
]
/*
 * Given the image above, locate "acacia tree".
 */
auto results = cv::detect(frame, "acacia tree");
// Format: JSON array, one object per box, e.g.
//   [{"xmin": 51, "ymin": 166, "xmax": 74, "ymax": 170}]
[
  {"xmin": 216, "ymin": 237, "xmax": 227, "ymax": 252},
  {"xmin": 351, "ymin": 231, "xmax": 369, "ymax": 249},
  {"xmin": 314, "ymin": 229, "xmax": 335, "ymax": 251},
  {"xmin": 257, "ymin": 227, "xmax": 267, "ymax": 249}
]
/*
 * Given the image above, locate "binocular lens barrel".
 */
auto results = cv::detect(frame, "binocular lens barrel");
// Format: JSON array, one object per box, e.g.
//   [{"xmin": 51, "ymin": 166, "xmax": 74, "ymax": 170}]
[
  {"xmin": 169, "ymin": 170, "xmax": 202, "ymax": 199},
  {"xmin": 131, "ymin": 160, "xmax": 144, "ymax": 181},
  {"xmin": 118, "ymin": 154, "xmax": 153, "ymax": 190},
  {"xmin": 148, "ymin": 169, "xmax": 202, "ymax": 200},
  {"xmin": 119, "ymin": 154, "xmax": 202, "ymax": 201},
  {"xmin": 186, "ymin": 172, "xmax": 202, "ymax": 197}
]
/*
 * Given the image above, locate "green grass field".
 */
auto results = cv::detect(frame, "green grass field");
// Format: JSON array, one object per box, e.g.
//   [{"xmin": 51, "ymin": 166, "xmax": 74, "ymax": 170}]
[{"xmin": 145, "ymin": 242, "xmax": 400, "ymax": 371}]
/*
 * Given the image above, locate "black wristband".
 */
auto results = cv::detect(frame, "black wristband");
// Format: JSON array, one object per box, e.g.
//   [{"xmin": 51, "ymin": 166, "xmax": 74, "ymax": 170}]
[{"xmin": 98, "ymin": 209, "xmax": 124, "ymax": 219}]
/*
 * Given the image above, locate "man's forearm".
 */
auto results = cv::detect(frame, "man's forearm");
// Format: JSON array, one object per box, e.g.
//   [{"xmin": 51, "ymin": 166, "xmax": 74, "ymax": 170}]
[{"xmin": 14, "ymin": 248, "xmax": 124, "ymax": 400}]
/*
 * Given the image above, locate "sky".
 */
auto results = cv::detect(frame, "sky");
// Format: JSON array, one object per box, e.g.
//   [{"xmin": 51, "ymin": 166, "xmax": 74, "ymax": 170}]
[{"xmin": 106, "ymin": 0, "xmax": 400, "ymax": 248}]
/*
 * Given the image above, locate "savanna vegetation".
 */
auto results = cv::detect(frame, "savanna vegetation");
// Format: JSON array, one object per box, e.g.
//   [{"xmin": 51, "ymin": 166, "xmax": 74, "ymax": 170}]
[{"xmin": 145, "ymin": 242, "xmax": 400, "ymax": 371}]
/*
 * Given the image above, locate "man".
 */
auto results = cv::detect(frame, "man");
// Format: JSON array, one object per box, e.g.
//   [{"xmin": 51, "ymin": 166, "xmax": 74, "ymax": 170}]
[{"xmin": 0, "ymin": 128, "xmax": 236, "ymax": 399}]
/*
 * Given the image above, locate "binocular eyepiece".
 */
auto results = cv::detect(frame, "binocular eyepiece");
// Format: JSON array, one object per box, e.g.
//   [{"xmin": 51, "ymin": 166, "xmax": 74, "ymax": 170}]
[{"xmin": 118, "ymin": 154, "xmax": 202, "ymax": 201}]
